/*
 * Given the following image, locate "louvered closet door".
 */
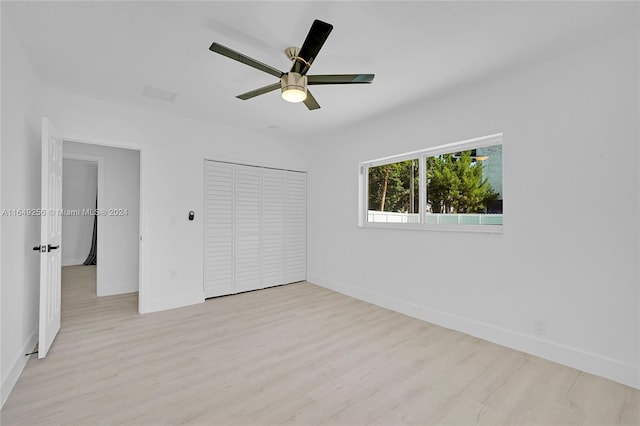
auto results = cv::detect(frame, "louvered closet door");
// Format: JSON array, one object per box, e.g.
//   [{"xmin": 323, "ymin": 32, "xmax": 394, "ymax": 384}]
[
  {"xmin": 235, "ymin": 165, "xmax": 262, "ymax": 292},
  {"xmin": 204, "ymin": 161, "xmax": 235, "ymax": 298},
  {"xmin": 285, "ymin": 171, "xmax": 306, "ymax": 283},
  {"xmin": 261, "ymin": 169, "xmax": 285, "ymax": 288}
]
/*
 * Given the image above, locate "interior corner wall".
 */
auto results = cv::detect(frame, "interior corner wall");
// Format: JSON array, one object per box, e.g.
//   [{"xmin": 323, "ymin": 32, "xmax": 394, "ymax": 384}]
[
  {"xmin": 63, "ymin": 142, "xmax": 140, "ymax": 296},
  {"xmin": 40, "ymin": 88, "xmax": 308, "ymax": 314},
  {"xmin": 306, "ymin": 29, "xmax": 640, "ymax": 389},
  {"xmin": 1, "ymin": 10, "xmax": 43, "ymax": 407},
  {"xmin": 62, "ymin": 159, "xmax": 98, "ymax": 267}
]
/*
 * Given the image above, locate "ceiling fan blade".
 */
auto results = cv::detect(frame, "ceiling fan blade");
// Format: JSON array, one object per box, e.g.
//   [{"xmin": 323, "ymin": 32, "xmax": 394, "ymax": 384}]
[
  {"xmin": 291, "ymin": 20, "xmax": 333, "ymax": 76},
  {"xmin": 303, "ymin": 90, "xmax": 321, "ymax": 110},
  {"xmin": 236, "ymin": 82, "xmax": 281, "ymax": 100},
  {"xmin": 308, "ymin": 74, "xmax": 375, "ymax": 85},
  {"xmin": 209, "ymin": 42, "xmax": 284, "ymax": 78}
]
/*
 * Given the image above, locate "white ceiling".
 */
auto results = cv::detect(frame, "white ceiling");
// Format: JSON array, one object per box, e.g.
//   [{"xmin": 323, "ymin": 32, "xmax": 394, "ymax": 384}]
[{"xmin": 3, "ymin": 1, "xmax": 636, "ymax": 136}]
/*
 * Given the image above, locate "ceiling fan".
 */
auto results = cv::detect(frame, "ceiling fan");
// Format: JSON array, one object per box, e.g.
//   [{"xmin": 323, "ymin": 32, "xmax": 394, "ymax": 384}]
[{"xmin": 209, "ymin": 19, "xmax": 374, "ymax": 110}]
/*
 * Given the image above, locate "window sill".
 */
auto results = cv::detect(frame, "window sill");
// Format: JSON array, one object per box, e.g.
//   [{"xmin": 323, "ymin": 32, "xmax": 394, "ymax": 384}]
[{"xmin": 358, "ymin": 222, "xmax": 503, "ymax": 234}]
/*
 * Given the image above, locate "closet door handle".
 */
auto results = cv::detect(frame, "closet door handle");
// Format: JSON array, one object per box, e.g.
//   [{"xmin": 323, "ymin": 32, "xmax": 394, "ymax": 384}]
[{"xmin": 47, "ymin": 244, "xmax": 60, "ymax": 251}]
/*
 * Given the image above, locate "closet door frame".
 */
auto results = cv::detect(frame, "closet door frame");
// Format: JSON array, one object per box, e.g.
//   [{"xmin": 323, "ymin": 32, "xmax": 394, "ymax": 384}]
[{"xmin": 203, "ymin": 159, "xmax": 306, "ymax": 299}]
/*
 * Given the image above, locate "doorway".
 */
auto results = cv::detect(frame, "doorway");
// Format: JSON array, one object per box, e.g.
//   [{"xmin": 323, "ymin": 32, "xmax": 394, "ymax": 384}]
[{"xmin": 61, "ymin": 141, "xmax": 141, "ymax": 312}]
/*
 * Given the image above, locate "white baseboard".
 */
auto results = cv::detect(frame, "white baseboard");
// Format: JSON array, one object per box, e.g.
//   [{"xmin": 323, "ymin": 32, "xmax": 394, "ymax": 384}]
[
  {"xmin": 142, "ymin": 291, "xmax": 204, "ymax": 314},
  {"xmin": 308, "ymin": 274, "xmax": 640, "ymax": 390},
  {"xmin": 1, "ymin": 325, "xmax": 38, "ymax": 408}
]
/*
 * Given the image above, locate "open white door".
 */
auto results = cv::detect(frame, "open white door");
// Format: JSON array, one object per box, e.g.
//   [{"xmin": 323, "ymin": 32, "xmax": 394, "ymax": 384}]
[{"xmin": 38, "ymin": 118, "xmax": 63, "ymax": 358}]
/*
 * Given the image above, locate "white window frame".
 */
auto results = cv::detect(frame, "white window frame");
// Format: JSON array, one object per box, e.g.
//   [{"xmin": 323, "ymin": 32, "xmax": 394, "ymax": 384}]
[{"xmin": 359, "ymin": 133, "xmax": 503, "ymax": 233}]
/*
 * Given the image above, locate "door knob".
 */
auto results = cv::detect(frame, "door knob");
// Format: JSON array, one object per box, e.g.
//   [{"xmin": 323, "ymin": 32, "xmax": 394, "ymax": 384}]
[{"xmin": 33, "ymin": 245, "xmax": 60, "ymax": 252}]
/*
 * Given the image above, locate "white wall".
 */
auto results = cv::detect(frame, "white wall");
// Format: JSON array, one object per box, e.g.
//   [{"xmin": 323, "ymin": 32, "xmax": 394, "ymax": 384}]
[
  {"xmin": 63, "ymin": 142, "xmax": 140, "ymax": 296},
  {"xmin": 41, "ymin": 89, "xmax": 308, "ymax": 313},
  {"xmin": 62, "ymin": 159, "xmax": 97, "ymax": 266},
  {"xmin": 306, "ymin": 29, "xmax": 639, "ymax": 389},
  {"xmin": 0, "ymin": 10, "xmax": 43, "ymax": 406}
]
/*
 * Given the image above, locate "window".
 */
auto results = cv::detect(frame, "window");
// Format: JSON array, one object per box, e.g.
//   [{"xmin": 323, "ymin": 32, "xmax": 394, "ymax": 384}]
[
  {"xmin": 367, "ymin": 159, "xmax": 419, "ymax": 223},
  {"xmin": 361, "ymin": 134, "xmax": 503, "ymax": 231}
]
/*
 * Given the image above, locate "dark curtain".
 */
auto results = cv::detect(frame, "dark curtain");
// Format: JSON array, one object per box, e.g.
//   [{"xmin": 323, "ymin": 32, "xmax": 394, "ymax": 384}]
[{"xmin": 83, "ymin": 198, "xmax": 97, "ymax": 265}]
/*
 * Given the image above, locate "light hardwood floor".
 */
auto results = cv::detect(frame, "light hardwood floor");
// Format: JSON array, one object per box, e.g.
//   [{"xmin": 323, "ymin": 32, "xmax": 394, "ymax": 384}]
[{"xmin": 1, "ymin": 265, "xmax": 638, "ymax": 425}]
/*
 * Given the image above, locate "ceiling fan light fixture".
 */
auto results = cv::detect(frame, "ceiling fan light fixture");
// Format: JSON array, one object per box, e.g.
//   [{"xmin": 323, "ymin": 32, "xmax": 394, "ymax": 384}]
[{"xmin": 281, "ymin": 73, "xmax": 307, "ymax": 103}]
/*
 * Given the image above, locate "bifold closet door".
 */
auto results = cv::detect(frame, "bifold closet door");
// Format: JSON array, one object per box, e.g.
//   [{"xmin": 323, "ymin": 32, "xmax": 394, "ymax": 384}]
[
  {"xmin": 261, "ymin": 169, "xmax": 285, "ymax": 288},
  {"xmin": 286, "ymin": 171, "xmax": 306, "ymax": 283},
  {"xmin": 204, "ymin": 161, "xmax": 234, "ymax": 298},
  {"xmin": 204, "ymin": 161, "xmax": 306, "ymax": 298},
  {"xmin": 234, "ymin": 165, "xmax": 262, "ymax": 292}
]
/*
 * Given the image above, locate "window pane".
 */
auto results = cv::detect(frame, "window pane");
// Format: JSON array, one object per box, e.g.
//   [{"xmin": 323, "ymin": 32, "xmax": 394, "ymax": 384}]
[
  {"xmin": 367, "ymin": 159, "xmax": 419, "ymax": 223},
  {"xmin": 425, "ymin": 144, "xmax": 502, "ymax": 225}
]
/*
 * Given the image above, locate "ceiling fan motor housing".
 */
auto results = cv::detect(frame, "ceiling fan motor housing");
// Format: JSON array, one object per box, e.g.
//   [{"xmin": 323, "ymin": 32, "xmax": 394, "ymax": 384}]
[{"xmin": 281, "ymin": 72, "xmax": 308, "ymax": 102}]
